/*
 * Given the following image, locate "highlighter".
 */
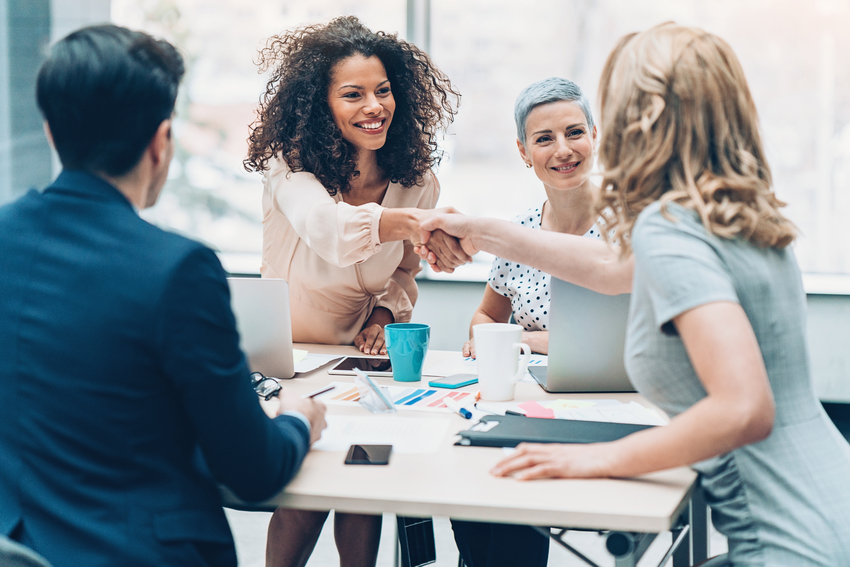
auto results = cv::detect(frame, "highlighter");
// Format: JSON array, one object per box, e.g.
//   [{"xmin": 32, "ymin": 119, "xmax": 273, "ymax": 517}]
[{"xmin": 444, "ymin": 397, "xmax": 473, "ymax": 419}]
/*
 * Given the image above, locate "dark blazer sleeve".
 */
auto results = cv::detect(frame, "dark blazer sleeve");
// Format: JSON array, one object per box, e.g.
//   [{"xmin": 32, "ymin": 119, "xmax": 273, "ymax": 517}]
[{"xmin": 155, "ymin": 245, "xmax": 309, "ymax": 502}]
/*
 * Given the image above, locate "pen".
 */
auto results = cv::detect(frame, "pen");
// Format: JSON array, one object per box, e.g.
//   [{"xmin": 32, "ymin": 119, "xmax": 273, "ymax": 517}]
[
  {"xmin": 444, "ymin": 397, "xmax": 473, "ymax": 419},
  {"xmin": 302, "ymin": 384, "xmax": 335, "ymax": 399}
]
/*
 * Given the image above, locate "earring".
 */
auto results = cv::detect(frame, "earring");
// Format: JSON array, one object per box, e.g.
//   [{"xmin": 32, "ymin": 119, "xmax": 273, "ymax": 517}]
[{"xmin": 525, "ymin": 163, "xmax": 532, "ymax": 168}]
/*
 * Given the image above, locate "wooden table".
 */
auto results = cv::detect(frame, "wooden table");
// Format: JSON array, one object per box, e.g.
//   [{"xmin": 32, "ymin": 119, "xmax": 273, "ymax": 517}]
[{"xmin": 222, "ymin": 344, "xmax": 708, "ymax": 567}]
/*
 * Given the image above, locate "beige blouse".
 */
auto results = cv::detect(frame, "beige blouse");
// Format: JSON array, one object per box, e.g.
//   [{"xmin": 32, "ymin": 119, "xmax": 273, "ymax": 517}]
[{"xmin": 261, "ymin": 156, "xmax": 439, "ymax": 344}]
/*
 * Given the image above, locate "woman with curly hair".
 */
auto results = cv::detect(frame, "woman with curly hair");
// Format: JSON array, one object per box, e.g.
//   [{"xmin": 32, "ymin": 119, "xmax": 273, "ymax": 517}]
[
  {"xmin": 423, "ymin": 22, "xmax": 850, "ymax": 566},
  {"xmin": 245, "ymin": 15, "xmax": 462, "ymax": 567}
]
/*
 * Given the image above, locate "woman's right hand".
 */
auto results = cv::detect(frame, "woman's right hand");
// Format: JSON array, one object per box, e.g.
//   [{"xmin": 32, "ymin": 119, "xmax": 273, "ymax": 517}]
[
  {"xmin": 462, "ymin": 338, "xmax": 476, "ymax": 359},
  {"xmin": 423, "ymin": 229, "xmax": 472, "ymax": 273}
]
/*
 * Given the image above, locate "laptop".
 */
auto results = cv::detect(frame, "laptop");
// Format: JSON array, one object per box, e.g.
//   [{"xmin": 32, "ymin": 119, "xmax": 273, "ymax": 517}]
[
  {"xmin": 528, "ymin": 277, "xmax": 634, "ymax": 393},
  {"xmin": 227, "ymin": 277, "xmax": 295, "ymax": 379}
]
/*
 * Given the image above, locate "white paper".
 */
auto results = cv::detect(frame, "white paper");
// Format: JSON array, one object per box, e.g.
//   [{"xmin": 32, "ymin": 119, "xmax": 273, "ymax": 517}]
[
  {"xmin": 551, "ymin": 401, "xmax": 667, "ymax": 426},
  {"xmin": 294, "ymin": 353, "xmax": 342, "ymax": 374},
  {"xmin": 422, "ymin": 354, "xmax": 478, "ymax": 377},
  {"xmin": 311, "ymin": 415, "xmax": 452, "ymax": 454},
  {"xmin": 423, "ymin": 353, "xmax": 547, "ymax": 383}
]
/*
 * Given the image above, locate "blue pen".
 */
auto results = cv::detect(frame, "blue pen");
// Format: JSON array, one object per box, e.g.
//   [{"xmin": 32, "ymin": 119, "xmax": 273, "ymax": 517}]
[{"xmin": 444, "ymin": 397, "xmax": 472, "ymax": 419}]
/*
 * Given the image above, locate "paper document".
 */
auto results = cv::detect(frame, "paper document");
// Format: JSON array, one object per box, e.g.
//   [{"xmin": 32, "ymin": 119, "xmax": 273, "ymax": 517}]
[
  {"xmin": 294, "ymin": 353, "xmax": 343, "ymax": 374},
  {"xmin": 423, "ymin": 353, "xmax": 547, "ymax": 383},
  {"xmin": 312, "ymin": 415, "xmax": 451, "ymax": 453}
]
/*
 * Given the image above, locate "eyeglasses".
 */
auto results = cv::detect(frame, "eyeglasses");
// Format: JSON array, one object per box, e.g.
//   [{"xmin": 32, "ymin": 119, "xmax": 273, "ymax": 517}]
[{"xmin": 250, "ymin": 371, "xmax": 281, "ymax": 401}]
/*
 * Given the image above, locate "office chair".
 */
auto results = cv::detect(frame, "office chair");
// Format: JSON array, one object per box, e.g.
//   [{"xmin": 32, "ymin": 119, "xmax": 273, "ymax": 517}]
[{"xmin": 0, "ymin": 536, "xmax": 53, "ymax": 567}]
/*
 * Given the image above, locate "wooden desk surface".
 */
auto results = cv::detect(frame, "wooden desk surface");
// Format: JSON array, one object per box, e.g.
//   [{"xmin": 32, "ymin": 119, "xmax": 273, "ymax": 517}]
[{"xmin": 223, "ymin": 344, "xmax": 697, "ymax": 533}]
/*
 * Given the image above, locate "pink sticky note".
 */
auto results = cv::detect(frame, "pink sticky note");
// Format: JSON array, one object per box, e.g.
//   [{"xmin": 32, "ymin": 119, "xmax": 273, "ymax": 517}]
[{"xmin": 517, "ymin": 401, "xmax": 555, "ymax": 419}]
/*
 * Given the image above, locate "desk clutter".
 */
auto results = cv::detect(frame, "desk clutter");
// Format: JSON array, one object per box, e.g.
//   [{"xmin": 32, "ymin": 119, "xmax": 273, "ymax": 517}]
[
  {"xmin": 312, "ymin": 380, "xmax": 667, "ymax": 426},
  {"xmin": 317, "ymin": 381, "xmax": 476, "ymax": 411}
]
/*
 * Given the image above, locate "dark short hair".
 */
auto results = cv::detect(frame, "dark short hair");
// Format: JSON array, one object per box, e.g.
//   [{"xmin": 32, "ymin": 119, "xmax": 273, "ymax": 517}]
[{"xmin": 36, "ymin": 24, "xmax": 184, "ymax": 177}]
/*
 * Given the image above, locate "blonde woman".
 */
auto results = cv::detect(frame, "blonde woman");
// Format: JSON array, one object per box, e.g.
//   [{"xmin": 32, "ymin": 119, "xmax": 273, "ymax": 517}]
[{"xmin": 423, "ymin": 23, "xmax": 850, "ymax": 565}]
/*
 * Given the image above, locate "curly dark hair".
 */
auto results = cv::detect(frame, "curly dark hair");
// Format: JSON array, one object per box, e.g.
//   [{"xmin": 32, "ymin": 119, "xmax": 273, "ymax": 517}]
[{"xmin": 244, "ymin": 16, "xmax": 460, "ymax": 195}]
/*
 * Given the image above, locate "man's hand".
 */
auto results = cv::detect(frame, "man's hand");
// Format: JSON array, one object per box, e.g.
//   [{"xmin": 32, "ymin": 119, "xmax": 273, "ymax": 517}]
[{"xmin": 277, "ymin": 391, "xmax": 327, "ymax": 446}]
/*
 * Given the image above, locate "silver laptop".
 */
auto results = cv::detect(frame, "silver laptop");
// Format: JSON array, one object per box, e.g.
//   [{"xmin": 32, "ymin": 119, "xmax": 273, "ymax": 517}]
[
  {"xmin": 528, "ymin": 277, "xmax": 634, "ymax": 393},
  {"xmin": 227, "ymin": 277, "xmax": 295, "ymax": 379}
]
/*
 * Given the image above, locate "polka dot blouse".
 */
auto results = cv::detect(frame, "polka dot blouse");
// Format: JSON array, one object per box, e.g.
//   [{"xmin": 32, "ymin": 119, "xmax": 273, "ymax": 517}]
[{"xmin": 487, "ymin": 204, "xmax": 603, "ymax": 332}]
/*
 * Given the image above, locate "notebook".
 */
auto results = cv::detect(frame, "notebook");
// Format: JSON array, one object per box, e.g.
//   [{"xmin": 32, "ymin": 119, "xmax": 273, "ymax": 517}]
[
  {"xmin": 528, "ymin": 277, "xmax": 634, "ymax": 393},
  {"xmin": 227, "ymin": 277, "xmax": 295, "ymax": 379},
  {"xmin": 456, "ymin": 414, "xmax": 653, "ymax": 447}
]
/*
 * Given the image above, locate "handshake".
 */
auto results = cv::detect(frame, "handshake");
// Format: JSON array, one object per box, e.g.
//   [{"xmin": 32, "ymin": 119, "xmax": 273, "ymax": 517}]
[{"xmin": 413, "ymin": 207, "xmax": 482, "ymax": 273}]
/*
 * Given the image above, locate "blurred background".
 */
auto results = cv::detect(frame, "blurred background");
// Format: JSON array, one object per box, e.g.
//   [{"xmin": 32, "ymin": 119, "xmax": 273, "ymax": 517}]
[{"xmin": 3, "ymin": 0, "xmax": 848, "ymax": 284}]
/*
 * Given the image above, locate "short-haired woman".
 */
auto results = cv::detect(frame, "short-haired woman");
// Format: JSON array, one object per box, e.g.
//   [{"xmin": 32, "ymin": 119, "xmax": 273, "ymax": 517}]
[{"xmin": 461, "ymin": 77, "xmax": 603, "ymax": 360}]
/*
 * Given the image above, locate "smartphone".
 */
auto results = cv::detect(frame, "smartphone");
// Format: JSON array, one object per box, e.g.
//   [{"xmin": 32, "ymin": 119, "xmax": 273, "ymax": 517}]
[
  {"xmin": 344, "ymin": 444, "xmax": 392, "ymax": 465},
  {"xmin": 328, "ymin": 356, "xmax": 393, "ymax": 377},
  {"xmin": 428, "ymin": 373, "xmax": 479, "ymax": 389}
]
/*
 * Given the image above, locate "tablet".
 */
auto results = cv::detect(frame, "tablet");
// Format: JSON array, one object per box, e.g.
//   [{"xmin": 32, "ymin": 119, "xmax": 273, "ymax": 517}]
[{"xmin": 328, "ymin": 356, "xmax": 393, "ymax": 377}]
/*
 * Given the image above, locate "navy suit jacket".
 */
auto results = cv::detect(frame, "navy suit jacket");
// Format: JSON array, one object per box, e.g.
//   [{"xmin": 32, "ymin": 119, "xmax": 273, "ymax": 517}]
[{"xmin": 0, "ymin": 171, "xmax": 310, "ymax": 566}]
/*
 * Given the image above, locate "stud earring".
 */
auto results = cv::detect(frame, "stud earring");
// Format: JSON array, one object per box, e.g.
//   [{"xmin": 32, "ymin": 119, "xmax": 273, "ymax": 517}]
[{"xmin": 525, "ymin": 163, "xmax": 532, "ymax": 168}]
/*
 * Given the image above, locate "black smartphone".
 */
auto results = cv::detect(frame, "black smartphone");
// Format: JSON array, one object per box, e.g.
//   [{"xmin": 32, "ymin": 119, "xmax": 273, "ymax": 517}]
[
  {"xmin": 428, "ymin": 373, "xmax": 479, "ymax": 389},
  {"xmin": 344, "ymin": 444, "xmax": 392, "ymax": 465},
  {"xmin": 329, "ymin": 356, "xmax": 393, "ymax": 377}
]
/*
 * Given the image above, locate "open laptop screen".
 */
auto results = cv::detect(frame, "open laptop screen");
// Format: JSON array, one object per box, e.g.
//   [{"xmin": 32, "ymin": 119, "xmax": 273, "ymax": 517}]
[{"xmin": 529, "ymin": 278, "xmax": 634, "ymax": 393}]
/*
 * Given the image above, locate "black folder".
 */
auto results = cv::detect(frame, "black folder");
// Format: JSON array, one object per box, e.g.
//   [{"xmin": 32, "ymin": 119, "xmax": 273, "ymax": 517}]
[{"xmin": 456, "ymin": 414, "xmax": 655, "ymax": 448}]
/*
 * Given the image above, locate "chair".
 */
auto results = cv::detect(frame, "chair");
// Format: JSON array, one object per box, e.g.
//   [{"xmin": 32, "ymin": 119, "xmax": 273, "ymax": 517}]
[
  {"xmin": 0, "ymin": 536, "xmax": 53, "ymax": 567},
  {"xmin": 396, "ymin": 516, "xmax": 437, "ymax": 567}
]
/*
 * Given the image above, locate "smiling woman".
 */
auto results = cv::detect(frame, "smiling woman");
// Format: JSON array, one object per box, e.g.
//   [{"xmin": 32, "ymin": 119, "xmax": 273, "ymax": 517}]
[
  {"xmin": 242, "ymin": 15, "xmax": 462, "ymax": 567},
  {"xmin": 327, "ymin": 55, "xmax": 396, "ymax": 148}
]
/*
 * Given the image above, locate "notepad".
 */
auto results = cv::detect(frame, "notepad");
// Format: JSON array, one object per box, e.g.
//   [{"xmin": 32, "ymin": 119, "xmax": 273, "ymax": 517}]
[{"xmin": 456, "ymin": 414, "xmax": 655, "ymax": 448}]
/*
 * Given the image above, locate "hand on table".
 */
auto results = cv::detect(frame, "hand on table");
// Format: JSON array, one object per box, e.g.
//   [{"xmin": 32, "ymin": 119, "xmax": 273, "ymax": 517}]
[
  {"xmin": 462, "ymin": 338, "xmax": 476, "ymax": 359},
  {"xmin": 490, "ymin": 442, "xmax": 614, "ymax": 480},
  {"xmin": 355, "ymin": 323, "xmax": 387, "ymax": 355}
]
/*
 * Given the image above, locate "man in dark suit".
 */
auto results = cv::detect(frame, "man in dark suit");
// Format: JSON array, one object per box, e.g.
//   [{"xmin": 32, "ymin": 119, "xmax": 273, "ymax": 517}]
[{"xmin": 0, "ymin": 24, "xmax": 326, "ymax": 567}]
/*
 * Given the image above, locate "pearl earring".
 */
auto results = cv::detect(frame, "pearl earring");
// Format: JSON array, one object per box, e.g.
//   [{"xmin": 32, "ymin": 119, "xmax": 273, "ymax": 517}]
[{"xmin": 525, "ymin": 163, "xmax": 532, "ymax": 168}]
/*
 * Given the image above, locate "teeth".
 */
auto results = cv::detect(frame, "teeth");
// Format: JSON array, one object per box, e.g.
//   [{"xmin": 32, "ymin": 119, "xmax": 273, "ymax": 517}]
[{"xmin": 358, "ymin": 121, "xmax": 382, "ymax": 130}]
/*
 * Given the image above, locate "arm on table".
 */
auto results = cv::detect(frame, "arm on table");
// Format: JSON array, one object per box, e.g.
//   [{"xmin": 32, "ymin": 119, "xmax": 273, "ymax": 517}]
[
  {"xmin": 419, "ymin": 215, "xmax": 632, "ymax": 295},
  {"xmin": 492, "ymin": 301, "xmax": 775, "ymax": 480},
  {"xmin": 157, "ymin": 246, "xmax": 325, "ymax": 501},
  {"xmin": 354, "ymin": 307, "xmax": 394, "ymax": 355}
]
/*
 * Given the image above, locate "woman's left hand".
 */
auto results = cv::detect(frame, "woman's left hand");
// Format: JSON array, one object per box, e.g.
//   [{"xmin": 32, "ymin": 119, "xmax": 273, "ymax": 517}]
[
  {"xmin": 354, "ymin": 323, "xmax": 387, "ymax": 355},
  {"xmin": 491, "ymin": 442, "xmax": 614, "ymax": 480}
]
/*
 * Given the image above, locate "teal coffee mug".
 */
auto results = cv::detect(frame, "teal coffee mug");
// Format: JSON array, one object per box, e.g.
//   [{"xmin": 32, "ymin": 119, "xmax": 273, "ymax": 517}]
[{"xmin": 384, "ymin": 323, "xmax": 430, "ymax": 382}]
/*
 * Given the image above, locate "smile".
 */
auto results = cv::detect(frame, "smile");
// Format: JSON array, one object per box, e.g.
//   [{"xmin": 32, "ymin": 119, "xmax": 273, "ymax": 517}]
[
  {"xmin": 552, "ymin": 162, "xmax": 579, "ymax": 173},
  {"xmin": 355, "ymin": 119, "xmax": 386, "ymax": 133}
]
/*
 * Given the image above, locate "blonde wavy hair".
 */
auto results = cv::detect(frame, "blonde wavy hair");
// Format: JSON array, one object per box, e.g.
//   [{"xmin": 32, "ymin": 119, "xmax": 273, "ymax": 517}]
[{"xmin": 595, "ymin": 23, "xmax": 797, "ymax": 255}]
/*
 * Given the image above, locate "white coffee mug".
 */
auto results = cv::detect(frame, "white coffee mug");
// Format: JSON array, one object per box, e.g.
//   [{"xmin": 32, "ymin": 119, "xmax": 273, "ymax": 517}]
[{"xmin": 473, "ymin": 323, "xmax": 531, "ymax": 401}]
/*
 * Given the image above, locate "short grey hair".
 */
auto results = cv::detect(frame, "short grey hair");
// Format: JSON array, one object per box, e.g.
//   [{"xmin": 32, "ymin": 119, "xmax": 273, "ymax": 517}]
[{"xmin": 514, "ymin": 77, "xmax": 594, "ymax": 145}]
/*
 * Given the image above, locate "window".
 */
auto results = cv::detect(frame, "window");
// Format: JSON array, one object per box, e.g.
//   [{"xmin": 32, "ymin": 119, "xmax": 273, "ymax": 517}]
[
  {"xmin": 105, "ymin": 1, "xmax": 850, "ymax": 287},
  {"xmin": 111, "ymin": 0, "xmax": 406, "ymax": 273}
]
